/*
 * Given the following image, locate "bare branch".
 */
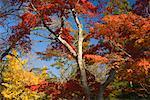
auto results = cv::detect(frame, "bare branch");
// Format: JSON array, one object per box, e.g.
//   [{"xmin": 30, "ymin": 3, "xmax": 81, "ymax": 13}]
[{"xmin": 140, "ymin": 83, "xmax": 150, "ymax": 95}]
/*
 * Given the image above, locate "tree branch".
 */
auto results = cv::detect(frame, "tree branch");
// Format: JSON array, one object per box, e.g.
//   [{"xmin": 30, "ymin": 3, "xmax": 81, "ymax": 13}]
[
  {"xmin": 42, "ymin": 17, "xmax": 77, "ymax": 57},
  {"xmin": 30, "ymin": 3, "xmax": 77, "ymax": 57},
  {"xmin": 109, "ymin": 40, "xmax": 132, "ymax": 58},
  {"xmin": 0, "ymin": 46, "xmax": 11, "ymax": 60},
  {"xmin": 102, "ymin": 68, "xmax": 116, "ymax": 88}
]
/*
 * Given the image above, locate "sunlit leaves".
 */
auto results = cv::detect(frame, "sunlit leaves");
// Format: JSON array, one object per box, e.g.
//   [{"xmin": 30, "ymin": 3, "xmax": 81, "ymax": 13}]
[
  {"xmin": 75, "ymin": 0, "xmax": 97, "ymax": 17},
  {"xmin": 21, "ymin": 12, "xmax": 39, "ymax": 28},
  {"xmin": 84, "ymin": 54, "xmax": 108, "ymax": 64},
  {"xmin": 1, "ymin": 50, "xmax": 45, "ymax": 99},
  {"xmin": 137, "ymin": 58, "xmax": 150, "ymax": 74},
  {"xmin": 105, "ymin": 0, "xmax": 131, "ymax": 15}
]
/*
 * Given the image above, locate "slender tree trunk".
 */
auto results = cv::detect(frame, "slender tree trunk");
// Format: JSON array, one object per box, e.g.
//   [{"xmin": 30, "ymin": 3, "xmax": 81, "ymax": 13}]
[
  {"xmin": 79, "ymin": 64, "xmax": 91, "ymax": 100},
  {"xmin": 77, "ymin": 25, "xmax": 91, "ymax": 99},
  {"xmin": 72, "ymin": 9, "xmax": 91, "ymax": 100},
  {"xmin": 98, "ymin": 87, "xmax": 105, "ymax": 100},
  {"xmin": 76, "ymin": 17, "xmax": 91, "ymax": 100},
  {"xmin": 97, "ymin": 68, "xmax": 116, "ymax": 100}
]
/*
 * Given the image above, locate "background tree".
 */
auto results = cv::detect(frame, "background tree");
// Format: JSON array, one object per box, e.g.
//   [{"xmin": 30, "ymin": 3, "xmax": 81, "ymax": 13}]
[
  {"xmin": 91, "ymin": 12, "xmax": 150, "ymax": 99},
  {"xmin": 0, "ymin": 1, "xmax": 25, "ymax": 98},
  {"xmin": 1, "ymin": 50, "xmax": 46, "ymax": 99}
]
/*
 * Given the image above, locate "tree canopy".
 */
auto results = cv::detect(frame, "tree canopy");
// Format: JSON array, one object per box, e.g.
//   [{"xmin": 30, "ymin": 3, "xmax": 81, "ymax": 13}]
[{"xmin": 0, "ymin": 0, "xmax": 149, "ymax": 99}]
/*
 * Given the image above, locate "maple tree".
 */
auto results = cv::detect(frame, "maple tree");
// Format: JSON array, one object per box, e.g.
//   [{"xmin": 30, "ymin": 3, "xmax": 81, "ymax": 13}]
[
  {"xmin": 8, "ymin": 0, "xmax": 113, "ymax": 99},
  {"xmin": 28, "ymin": 9, "xmax": 150, "ymax": 100},
  {"xmin": 0, "ymin": 0, "xmax": 149, "ymax": 99},
  {"xmin": 6, "ymin": 0, "xmax": 103, "ymax": 99},
  {"xmin": 89, "ymin": 12, "xmax": 150, "ymax": 98}
]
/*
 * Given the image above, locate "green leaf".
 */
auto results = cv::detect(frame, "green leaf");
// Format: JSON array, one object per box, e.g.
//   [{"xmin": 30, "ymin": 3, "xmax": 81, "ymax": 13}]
[{"xmin": 113, "ymin": 11, "xmax": 121, "ymax": 15}]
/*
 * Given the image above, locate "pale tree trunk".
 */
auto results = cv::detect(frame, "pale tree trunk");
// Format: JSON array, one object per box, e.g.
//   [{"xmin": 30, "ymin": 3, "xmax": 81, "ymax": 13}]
[
  {"xmin": 97, "ymin": 68, "xmax": 116, "ymax": 100},
  {"xmin": 72, "ymin": 9, "xmax": 91, "ymax": 100}
]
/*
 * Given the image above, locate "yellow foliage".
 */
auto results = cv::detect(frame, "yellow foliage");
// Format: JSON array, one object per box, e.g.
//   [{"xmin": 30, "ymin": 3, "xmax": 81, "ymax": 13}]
[
  {"xmin": 39, "ymin": 66, "xmax": 49, "ymax": 79},
  {"xmin": 2, "ymin": 50, "xmax": 45, "ymax": 99}
]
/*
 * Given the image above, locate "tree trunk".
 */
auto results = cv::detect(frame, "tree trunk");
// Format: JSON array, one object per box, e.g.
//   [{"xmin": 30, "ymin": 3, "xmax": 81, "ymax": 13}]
[
  {"xmin": 98, "ymin": 87, "xmax": 105, "ymax": 100},
  {"xmin": 77, "ymin": 27, "xmax": 91, "ymax": 99},
  {"xmin": 97, "ymin": 68, "xmax": 116, "ymax": 100},
  {"xmin": 80, "ymin": 65, "xmax": 91, "ymax": 100},
  {"xmin": 72, "ymin": 9, "xmax": 91, "ymax": 100}
]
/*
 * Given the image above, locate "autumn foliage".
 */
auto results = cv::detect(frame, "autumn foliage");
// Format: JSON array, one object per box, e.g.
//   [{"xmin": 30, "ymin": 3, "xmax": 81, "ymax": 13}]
[
  {"xmin": 1, "ymin": 50, "xmax": 45, "ymax": 99},
  {"xmin": 27, "ymin": 69, "xmax": 102, "ymax": 99},
  {"xmin": 0, "ymin": 0, "xmax": 150, "ymax": 99}
]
